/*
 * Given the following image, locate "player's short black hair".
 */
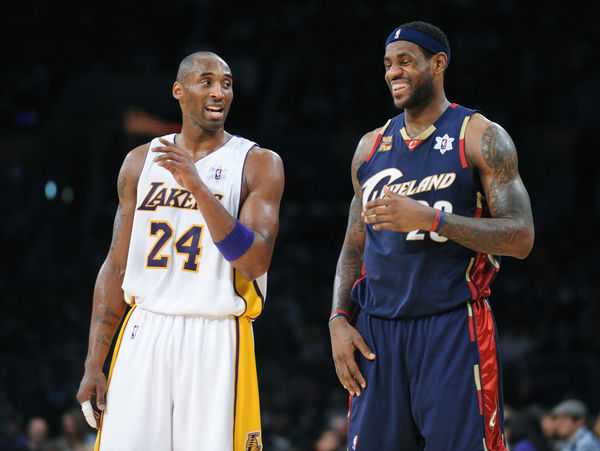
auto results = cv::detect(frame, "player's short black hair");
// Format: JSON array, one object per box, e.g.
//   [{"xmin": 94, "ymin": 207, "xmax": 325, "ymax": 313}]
[
  {"xmin": 176, "ymin": 51, "xmax": 229, "ymax": 84},
  {"xmin": 398, "ymin": 21, "xmax": 450, "ymax": 59}
]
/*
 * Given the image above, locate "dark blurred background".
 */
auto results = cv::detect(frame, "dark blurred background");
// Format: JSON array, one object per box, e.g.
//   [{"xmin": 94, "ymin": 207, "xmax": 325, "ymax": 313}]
[{"xmin": 2, "ymin": 0, "xmax": 599, "ymax": 450}]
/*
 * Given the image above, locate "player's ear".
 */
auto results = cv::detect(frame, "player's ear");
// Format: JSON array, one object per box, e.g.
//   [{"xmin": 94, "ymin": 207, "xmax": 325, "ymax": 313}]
[
  {"xmin": 173, "ymin": 81, "xmax": 183, "ymax": 100},
  {"xmin": 431, "ymin": 53, "xmax": 447, "ymax": 75}
]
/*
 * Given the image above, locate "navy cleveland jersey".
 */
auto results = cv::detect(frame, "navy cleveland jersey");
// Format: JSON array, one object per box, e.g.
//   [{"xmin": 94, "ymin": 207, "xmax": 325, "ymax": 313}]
[{"xmin": 352, "ymin": 104, "xmax": 500, "ymax": 318}]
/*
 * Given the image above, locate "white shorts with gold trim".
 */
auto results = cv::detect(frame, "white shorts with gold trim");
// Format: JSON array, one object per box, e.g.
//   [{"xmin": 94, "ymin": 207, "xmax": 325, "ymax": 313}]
[{"xmin": 95, "ymin": 306, "xmax": 262, "ymax": 451}]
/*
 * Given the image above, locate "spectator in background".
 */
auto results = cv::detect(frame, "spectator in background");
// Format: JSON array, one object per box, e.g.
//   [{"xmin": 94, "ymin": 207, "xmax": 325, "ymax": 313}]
[
  {"xmin": 313, "ymin": 410, "xmax": 347, "ymax": 451},
  {"xmin": 50, "ymin": 408, "xmax": 94, "ymax": 451},
  {"xmin": 593, "ymin": 413, "xmax": 600, "ymax": 440},
  {"xmin": 537, "ymin": 407, "xmax": 562, "ymax": 451},
  {"xmin": 506, "ymin": 407, "xmax": 550, "ymax": 451},
  {"xmin": 313, "ymin": 429, "xmax": 343, "ymax": 451},
  {"xmin": 552, "ymin": 399, "xmax": 600, "ymax": 451},
  {"xmin": 24, "ymin": 417, "xmax": 50, "ymax": 451}
]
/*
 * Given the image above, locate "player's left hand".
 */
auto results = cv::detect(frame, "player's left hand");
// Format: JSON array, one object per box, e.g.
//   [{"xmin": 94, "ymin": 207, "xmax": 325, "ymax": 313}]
[
  {"xmin": 153, "ymin": 138, "xmax": 203, "ymax": 191},
  {"xmin": 362, "ymin": 186, "xmax": 435, "ymax": 232}
]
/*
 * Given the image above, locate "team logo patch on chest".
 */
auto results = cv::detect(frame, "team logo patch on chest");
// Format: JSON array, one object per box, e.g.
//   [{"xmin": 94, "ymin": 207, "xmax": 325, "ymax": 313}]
[
  {"xmin": 378, "ymin": 136, "xmax": 393, "ymax": 152},
  {"xmin": 434, "ymin": 133, "xmax": 454, "ymax": 154}
]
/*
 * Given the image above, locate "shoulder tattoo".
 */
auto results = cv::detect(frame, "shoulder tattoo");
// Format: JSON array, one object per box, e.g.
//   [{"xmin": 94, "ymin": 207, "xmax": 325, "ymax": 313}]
[{"xmin": 481, "ymin": 124, "xmax": 517, "ymax": 184}]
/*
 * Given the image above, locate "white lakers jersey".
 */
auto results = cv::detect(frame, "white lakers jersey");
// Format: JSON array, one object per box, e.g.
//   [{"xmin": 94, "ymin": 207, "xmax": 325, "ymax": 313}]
[{"xmin": 122, "ymin": 133, "xmax": 266, "ymax": 316}]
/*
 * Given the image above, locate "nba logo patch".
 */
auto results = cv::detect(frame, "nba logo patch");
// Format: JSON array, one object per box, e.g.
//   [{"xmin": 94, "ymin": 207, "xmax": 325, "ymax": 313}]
[
  {"xmin": 434, "ymin": 133, "xmax": 455, "ymax": 155},
  {"xmin": 130, "ymin": 325, "xmax": 139, "ymax": 339},
  {"xmin": 352, "ymin": 434, "xmax": 358, "ymax": 450},
  {"xmin": 215, "ymin": 168, "xmax": 222, "ymax": 180}
]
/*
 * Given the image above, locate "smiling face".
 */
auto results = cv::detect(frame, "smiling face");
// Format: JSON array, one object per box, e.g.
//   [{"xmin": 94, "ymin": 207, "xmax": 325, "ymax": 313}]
[
  {"xmin": 383, "ymin": 40, "xmax": 437, "ymax": 111},
  {"xmin": 173, "ymin": 54, "xmax": 233, "ymax": 133}
]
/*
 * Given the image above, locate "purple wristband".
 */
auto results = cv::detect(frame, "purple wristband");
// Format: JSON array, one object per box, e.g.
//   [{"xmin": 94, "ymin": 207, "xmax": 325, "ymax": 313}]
[{"xmin": 214, "ymin": 220, "xmax": 255, "ymax": 261}]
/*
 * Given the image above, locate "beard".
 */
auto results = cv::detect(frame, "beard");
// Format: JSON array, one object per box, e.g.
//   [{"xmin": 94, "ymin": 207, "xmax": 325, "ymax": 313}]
[{"xmin": 396, "ymin": 75, "xmax": 435, "ymax": 111}]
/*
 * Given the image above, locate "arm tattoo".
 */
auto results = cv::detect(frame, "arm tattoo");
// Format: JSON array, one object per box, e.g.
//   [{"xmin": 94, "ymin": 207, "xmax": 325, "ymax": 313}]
[
  {"xmin": 480, "ymin": 124, "xmax": 520, "ymax": 220},
  {"xmin": 104, "ymin": 306, "xmax": 122, "ymax": 320},
  {"xmin": 332, "ymin": 197, "xmax": 365, "ymax": 312},
  {"xmin": 481, "ymin": 125, "xmax": 517, "ymax": 183},
  {"xmin": 109, "ymin": 175, "xmax": 128, "ymax": 250},
  {"xmin": 109, "ymin": 207, "xmax": 125, "ymax": 251},
  {"xmin": 441, "ymin": 124, "xmax": 531, "ymax": 255},
  {"xmin": 96, "ymin": 332, "xmax": 114, "ymax": 347}
]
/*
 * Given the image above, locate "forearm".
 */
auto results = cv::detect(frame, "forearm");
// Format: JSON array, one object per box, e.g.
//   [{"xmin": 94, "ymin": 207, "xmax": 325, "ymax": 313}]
[
  {"xmin": 440, "ymin": 213, "xmax": 534, "ymax": 258},
  {"xmin": 190, "ymin": 183, "xmax": 274, "ymax": 280},
  {"xmin": 84, "ymin": 260, "xmax": 128, "ymax": 370},
  {"xmin": 332, "ymin": 247, "xmax": 363, "ymax": 315}
]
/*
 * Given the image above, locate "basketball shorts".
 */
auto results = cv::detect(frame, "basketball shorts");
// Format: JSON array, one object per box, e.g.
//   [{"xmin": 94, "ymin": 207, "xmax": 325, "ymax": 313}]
[
  {"xmin": 348, "ymin": 298, "xmax": 507, "ymax": 451},
  {"xmin": 95, "ymin": 306, "xmax": 262, "ymax": 451}
]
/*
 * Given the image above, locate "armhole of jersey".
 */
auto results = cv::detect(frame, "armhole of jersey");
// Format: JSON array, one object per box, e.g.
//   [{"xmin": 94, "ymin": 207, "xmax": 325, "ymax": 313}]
[
  {"xmin": 237, "ymin": 142, "xmax": 258, "ymax": 218},
  {"xmin": 134, "ymin": 141, "xmax": 155, "ymax": 198},
  {"xmin": 364, "ymin": 119, "xmax": 392, "ymax": 163}
]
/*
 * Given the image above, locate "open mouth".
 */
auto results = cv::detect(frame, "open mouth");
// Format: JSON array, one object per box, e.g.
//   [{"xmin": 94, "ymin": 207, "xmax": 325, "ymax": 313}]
[
  {"xmin": 390, "ymin": 81, "xmax": 409, "ymax": 94},
  {"xmin": 205, "ymin": 105, "xmax": 224, "ymax": 119}
]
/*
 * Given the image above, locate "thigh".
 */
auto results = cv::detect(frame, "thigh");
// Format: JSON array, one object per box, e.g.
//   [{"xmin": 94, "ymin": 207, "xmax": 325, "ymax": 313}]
[
  {"xmin": 348, "ymin": 312, "xmax": 424, "ymax": 451},
  {"xmin": 408, "ymin": 301, "xmax": 507, "ymax": 451},
  {"xmin": 98, "ymin": 307, "xmax": 173, "ymax": 451},
  {"xmin": 171, "ymin": 315, "xmax": 245, "ymax": 451}
]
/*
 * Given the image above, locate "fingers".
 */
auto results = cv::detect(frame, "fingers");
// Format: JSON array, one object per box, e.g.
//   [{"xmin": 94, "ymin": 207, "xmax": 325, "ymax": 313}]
[
  {"xmin": 372, "ymin": 222, "xmax": 395, "ymax": 231},
  {"xmin": 157, "ymin": 137, "xmax": 183, "ymax": 150},
  {"xmin": 383, "ymin": 185, "xmax": 398, "ymax": 197},
  {"xmin": 362, "ymin": 209, "xmax": 392, "ymax": 224},
  {"xmin": 96, "ymin": 381, "xmax": 106, "ymax": 411},
  {"xmin": 153, "ymin": 150, "xmax": 186, "ymax": 164},
  {"xmin": 334, "ymin": 357, "xmax": 364, "ymax": 397},
  {"xmin": 153, "ymin": 139, "xmax": 187, "ymax": 159},
  {"xmin": 354, "ymin": 334, "xmax": 376, "ymax": 361},
  {"xmin": 363, "ymin": 198, "xmax": 390, "ymax": 210},
  {"xmin": 331, "ymin": 328, "xmax": 376, "ymax": 397}
]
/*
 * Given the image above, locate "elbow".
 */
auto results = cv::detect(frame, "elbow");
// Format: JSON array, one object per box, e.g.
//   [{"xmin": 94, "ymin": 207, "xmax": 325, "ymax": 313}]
[
  {"xmin": 237, "ymin": 262, "xmax": 269, "ymax": 281},
  {"xmin": 512, "ymin": 226, "xmax": 535, "ymax": 259}
]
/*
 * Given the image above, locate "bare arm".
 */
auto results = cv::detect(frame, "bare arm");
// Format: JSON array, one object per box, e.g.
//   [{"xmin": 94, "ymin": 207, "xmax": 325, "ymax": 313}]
[
  {"xmin": 76, "ymin": 144, "xmax": 148, "ymax": 414},
  {"xmin": 153, "ymin": 140, "xmax": 284, "ymax": 280},
  {"xmin": 362, "ymin": 115, "xmax": 534, "ymax": 259},
  {"xmin": 441, "ymin": 115, "xmax": 534, "ymax": 258},
  {"xmin": 331, "ymin": 133, "xmax": 373, "ymax": 315},
  {"xmin": 329, "ymin": 130, "xmax": 378, "ymax": 397},
  {"xmin": 235, "ymin": 147, "xmax": 285, "ymax": 279}
]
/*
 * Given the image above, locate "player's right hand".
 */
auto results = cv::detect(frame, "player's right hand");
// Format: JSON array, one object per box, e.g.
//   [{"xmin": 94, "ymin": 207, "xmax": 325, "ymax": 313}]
[
  {"xmin": 329, "ymin": 317, "xmax": 375, "ymax": 397},
  {"xmin": 76, "ymin": 368, "xmax": 107, "ymax": 426}
]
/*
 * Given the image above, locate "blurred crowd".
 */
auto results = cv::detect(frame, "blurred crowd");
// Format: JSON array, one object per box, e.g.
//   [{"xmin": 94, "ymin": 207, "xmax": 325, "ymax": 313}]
[{"xmin": 2, "ymin": 0, "xmax": 599, "ymax": 450}]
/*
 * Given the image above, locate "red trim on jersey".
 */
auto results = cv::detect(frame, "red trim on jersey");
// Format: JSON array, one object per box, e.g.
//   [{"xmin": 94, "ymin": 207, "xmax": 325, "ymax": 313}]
[
  {"xmin": 347, "ymin": 393, "xmax": 353, "ymax": 437},
  {"xmin": 459, "ymin": 138, "xmax": 468, "ymax": 168},
  {"xmin": 365, "ymin": 133, "xmax": 384, "ymax": 162},
  {"xmin": 450, "ymin": 103, "xmax": 459, "ymax": 108},
  {"xmin": 467, "ymin": 200, "xmax": 499, "ymax": 300},
  {"xmin": 404, "ymin": 139, "xmax": 424, "ymax": 151},
  {"xmin": 475, "ymin": 382, "xmax": 484, "ymax": 415},
  {"xmin": 467, "ymin": 253, "xmax": 497, "ymax": 300},
  {"xmin": 472, "ymin": 300, "xmax": 507, "ymax": 450},
  {"xmin": 351, "ymin": 263, "xmax": 367, "ymax": 290},
  {"xmin": 468, "ymin": 313, "xmax": 475, "ymax": 343}
]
